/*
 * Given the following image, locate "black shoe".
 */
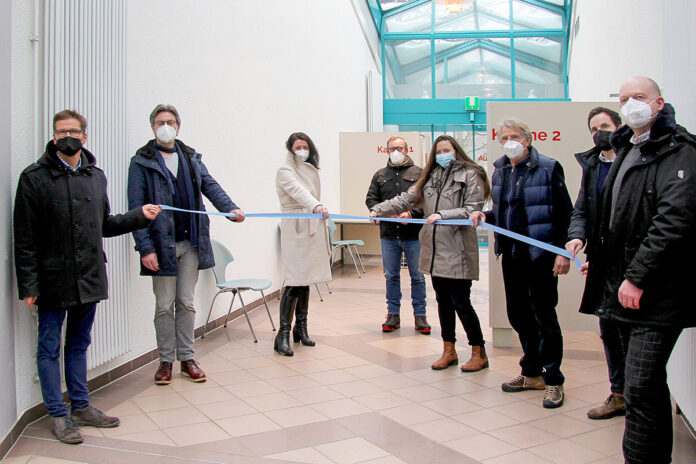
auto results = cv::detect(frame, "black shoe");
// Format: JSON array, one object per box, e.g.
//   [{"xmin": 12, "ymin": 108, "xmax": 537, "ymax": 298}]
[
  {"xmin": 382, "ymin": 314, "xmax": 400, "ymax": 332},
  {"xmin": 293, "ymin": 287, "xmax": 315, "ymax": 346},
  {"xmin": 275, "ymin": 287, "xmax": 296, "ymax": 356}
]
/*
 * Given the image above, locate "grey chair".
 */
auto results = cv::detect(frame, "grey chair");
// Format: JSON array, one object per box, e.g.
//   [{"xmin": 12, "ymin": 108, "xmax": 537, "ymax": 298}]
[
  {"xmin": 327, "ymin": 218, "xmax": 366, "ymax": 277},
  {"xmin": 202, "ymin": 239, "xmax": 275, "ymax": 342}
]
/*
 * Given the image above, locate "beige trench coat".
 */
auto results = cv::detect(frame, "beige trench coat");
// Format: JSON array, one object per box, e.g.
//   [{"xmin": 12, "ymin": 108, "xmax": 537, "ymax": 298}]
[
  {"xmin": 276, "ymin": 153, "xmax": 332, "ymax": 286},
  {"xmin": 371, "ymin": 162, "xmax": 484, "ymax": 280}
]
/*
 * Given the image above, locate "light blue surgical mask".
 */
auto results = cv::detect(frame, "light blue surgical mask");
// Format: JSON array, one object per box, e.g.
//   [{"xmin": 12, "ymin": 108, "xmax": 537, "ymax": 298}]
[{"xmin": 435, "ymin": 152, "xmax": 455, "ymax": 169}]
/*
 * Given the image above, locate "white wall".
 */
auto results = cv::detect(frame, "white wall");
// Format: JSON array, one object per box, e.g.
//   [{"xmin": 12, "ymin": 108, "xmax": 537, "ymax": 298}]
[
  {"xmin": 10, "ymin": 0, "xmax": 43, "ymax": 427},
  {"xmin": 1, "ymin": 0, "xmax": 19, "ymax": 438},
  {"xmin": 568, "ymin": 0, "xmax": 696, "ymax": 426},
  {"xmin": 116, "ymin": 0, "xmax": 382, "ymax": 370},
  {"xmin": 4, "ymin": 0, "xmax": 380, "ymax": 438},
  {"xmin": 662, "ymin": 0, "xmax": 696, "ymax": 430},
  {"xmin": 568, "ymin": 0, "xmax": 662, "ymax": 101}
]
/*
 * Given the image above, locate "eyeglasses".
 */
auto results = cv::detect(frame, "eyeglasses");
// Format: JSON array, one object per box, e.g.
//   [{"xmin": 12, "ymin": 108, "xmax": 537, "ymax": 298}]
[
  {"xmin": 154, "ymin": 120, "xmax": 177, "ymax": 127},
  {"xmin": 388, "ymin": 146, "xmax": 405, "ymax": 153},
  {"xmin": 54, "ymin": 129, "xmax": 84, "ymax": 137}
]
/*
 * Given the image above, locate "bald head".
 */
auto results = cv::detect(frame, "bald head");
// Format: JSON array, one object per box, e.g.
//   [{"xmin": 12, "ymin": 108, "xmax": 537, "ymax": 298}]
[
  {"xmin": 619, "ymin": 76, "xmax": 662, "ymax": 102},
  {"xmin": 619, "ymin": 76, "xmax": 665, "ymax": 133}
]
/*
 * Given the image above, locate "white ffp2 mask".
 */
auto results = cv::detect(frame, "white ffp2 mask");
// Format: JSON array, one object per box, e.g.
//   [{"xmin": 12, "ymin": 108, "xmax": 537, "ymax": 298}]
[
  {"xmin": 503, "ymin": 140, "xmax": 525, "ymax": 160},
  {"xmin": 294, "ymin": 149, "xmax": 310, "ymax": 162},
  {"xmin": 156, "ymin": 125, "xmax": 177, "ymax": 144},
  {"xmin": 621, "ymin": 97, "xmax": 657, "ymax": 129}
]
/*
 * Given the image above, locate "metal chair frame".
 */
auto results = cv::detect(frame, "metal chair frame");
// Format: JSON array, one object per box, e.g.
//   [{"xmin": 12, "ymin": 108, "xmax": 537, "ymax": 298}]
[
  {"xmin": 202, "ymin": 240, "xmax": 276, "ymax": 342},
  {"xmin": 327, "ymin": 219, "xmax": 366, "ymax": 277}
]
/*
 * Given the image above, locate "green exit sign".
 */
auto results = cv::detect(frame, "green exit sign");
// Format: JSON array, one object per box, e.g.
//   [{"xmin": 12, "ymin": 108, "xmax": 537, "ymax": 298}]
[{"xmin": 465, "ymin": 96, "xmax": 480, "ymax": 110}]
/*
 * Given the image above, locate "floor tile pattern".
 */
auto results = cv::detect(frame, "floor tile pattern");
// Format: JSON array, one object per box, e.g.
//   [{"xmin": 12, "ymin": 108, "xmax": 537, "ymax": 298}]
[{"xmin": 5, "ymin": 251, "xmax": 696, "ymax": 463}]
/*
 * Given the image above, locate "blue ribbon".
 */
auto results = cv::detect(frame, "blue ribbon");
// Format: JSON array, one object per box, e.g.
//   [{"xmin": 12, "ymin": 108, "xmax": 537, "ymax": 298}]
[{"xmin": 159, "ymin": 204, "xmax": 582, "ymax": 269}]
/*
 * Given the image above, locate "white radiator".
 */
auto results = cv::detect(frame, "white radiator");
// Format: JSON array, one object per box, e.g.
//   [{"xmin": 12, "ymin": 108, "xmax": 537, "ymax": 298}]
[{"xmin": 43, "ymin": 0, "xmax": 131, "ymax": 369}]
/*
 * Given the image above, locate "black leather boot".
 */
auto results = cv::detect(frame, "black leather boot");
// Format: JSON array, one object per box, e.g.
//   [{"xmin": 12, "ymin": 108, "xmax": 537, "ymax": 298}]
[
  {"xmin": 274, "ymin": 287, "xmax": 296, "ymax": 356},
  {"xmin": 293, "ymin": 286, "xmax": 315, "ymax": 346}
]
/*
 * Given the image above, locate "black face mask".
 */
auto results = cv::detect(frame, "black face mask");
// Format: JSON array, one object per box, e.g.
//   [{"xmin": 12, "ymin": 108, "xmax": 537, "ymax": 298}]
[
  {"xmin": 593, "ymin": 130, "xmax": 613, "ymax": 151},
  {"xmin": 55, "ymin": 136, "xmax": 83, "ymax": 156}
]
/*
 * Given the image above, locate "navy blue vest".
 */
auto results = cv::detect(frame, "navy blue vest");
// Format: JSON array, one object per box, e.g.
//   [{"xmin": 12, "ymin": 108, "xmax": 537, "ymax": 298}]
[{"xmin": 491, "ymin": 147, "xmax": 556, "ymax": 260}]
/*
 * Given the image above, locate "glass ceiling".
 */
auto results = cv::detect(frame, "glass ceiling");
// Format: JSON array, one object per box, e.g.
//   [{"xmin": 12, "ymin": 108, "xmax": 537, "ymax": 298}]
[{"xmin": 369, "ymin": 0, "xmax": 571, "ymax": 101}]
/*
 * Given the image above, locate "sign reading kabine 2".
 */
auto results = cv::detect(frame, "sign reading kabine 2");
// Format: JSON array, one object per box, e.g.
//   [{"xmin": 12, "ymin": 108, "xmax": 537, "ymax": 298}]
[{"xmin": 485, "ymin": 101, "xmax": 621, "ymax": 346}]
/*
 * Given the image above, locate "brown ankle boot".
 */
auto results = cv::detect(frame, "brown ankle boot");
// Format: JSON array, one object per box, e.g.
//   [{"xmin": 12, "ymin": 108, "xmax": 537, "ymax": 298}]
[
  {"xmin": 460, "ymin": 345, "xmax": 489, "ymax": 372},
  {"xmin": 431, "ymin": 342, "xmax": 458, "ymax": 370}
]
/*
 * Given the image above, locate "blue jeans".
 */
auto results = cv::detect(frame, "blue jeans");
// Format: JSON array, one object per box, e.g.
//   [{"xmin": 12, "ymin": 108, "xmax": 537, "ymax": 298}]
[
  {"xmin": 37, "ymin": 303, "xmax": 97, "ymax": 417},
  {"xmin": 381, "ymin": 238, "xmax": 426, "ymax": 316}
]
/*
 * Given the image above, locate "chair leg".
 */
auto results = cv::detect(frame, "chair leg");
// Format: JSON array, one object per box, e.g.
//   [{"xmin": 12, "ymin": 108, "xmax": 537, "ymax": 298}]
[
  {"xmin": 345, "ymin": 245, "xmax": 361, "ymax": 278},
  {"xmin": 202, "ymin": 291, "xmax": 223, "ymax": 338},
  {"xmin": 237, "ymin": 291, "xmax": 258, "ymax": 343},
  {"xmin": 325, "ymin": 281, "xmax": 332, "ymax": 294},
  {"xmin": 223, "ymin": 292, "xmax": 237, "ymax": 327},
  {"xmin": 314, "ymin": 283, "xmax": 323, "ymax": 302},
  {"xmin": 353, "ymin": 245, "xmax": 367, "ymax": 274},
  {"xmin": 260, "ymin": 290, "xmax": 276, "ymax": 331}
]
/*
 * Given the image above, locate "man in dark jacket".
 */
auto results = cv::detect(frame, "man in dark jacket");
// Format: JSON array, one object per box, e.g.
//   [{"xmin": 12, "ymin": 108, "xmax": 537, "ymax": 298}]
[
  {"xmin": 579, "ymin": 77, "xmax": 696, "ymax": 464},
  {"xmin": 14, "ymin": 110, "xmax": 161, "ymax": 444},
  {"xmin": 128, "ymin": 104, "xmax": 244, "ymax": 386},
  {"xmin": 471, "ymin": 117, "xmax": 572, "ymax": 409},
  {"xmin": 365, "ymin": 136, "xmax": 429, "ymax": 333},
  {"xmin": 566, "ymin": 107, "xmax": 628, "ymax": 420}
]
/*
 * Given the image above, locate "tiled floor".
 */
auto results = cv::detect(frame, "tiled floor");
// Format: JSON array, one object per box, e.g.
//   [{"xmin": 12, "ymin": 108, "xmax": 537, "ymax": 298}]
[{"xmin": 5, "ymin": 250, "xmax": 696, "ymax": 463}]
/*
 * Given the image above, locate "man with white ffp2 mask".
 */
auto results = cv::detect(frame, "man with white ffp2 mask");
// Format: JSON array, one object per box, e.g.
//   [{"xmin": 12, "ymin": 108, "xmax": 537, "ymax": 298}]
[
  {"xmin": 577, "ymin": 76, "xmax": 696, "ymax": 464},
  {"xmin": 365, "ymin": 136, "xmax": 429, "ymax": 334},
  {"xmin": 470, "ymin": 118, "xmax": 573, "ymax": 410},
  {"xmin": 128, "ymin": 104, "xmax": 245, "ymax": 387}
]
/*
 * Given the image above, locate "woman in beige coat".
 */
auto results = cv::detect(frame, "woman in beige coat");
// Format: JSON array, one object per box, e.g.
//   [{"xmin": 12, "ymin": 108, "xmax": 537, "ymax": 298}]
[
  {"xmin": 274, "ymin": 132, "xmax": 331, "ymax": 356},
  {"xmin": 370, "ymin": 135, "xmax": 491, "ymax": 372}
]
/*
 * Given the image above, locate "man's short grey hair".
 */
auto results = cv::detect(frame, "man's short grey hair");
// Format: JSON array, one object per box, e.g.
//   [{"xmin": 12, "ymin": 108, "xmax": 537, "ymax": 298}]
[
  {"xmin": 149, "ymin": 104, "xmax": 181, "ymax": 126},
  {"xmin": 498, "ymin": 117, "xmax": 532, "ymax": 140}
]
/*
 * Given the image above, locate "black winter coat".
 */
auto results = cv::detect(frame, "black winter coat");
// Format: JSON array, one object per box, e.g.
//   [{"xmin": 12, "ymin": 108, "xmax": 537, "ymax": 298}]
[
  {"xmin": 365, "ymin": 157, "xmax": 423, "ymax": 240},
  {"xmin": 567, "ymin": 146, "xmax": 606, "ymax": 255},
  {"xmin": 14, "ymin": 142, "xmax": 149, "ymax": 307},
  {"xmin": 579, "ymin": 104, "xmax": 696, "ymax": 328}
]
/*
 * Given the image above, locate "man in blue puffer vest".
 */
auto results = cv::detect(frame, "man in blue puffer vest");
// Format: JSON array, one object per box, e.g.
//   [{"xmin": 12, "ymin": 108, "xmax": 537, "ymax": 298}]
[{"xmin": 472, "ymin": 117, "xmax": 572, "ymax": 409}]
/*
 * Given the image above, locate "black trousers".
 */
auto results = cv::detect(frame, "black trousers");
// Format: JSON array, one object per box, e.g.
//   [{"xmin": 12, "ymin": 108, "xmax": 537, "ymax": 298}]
[
  {"xmin": 501, "ymin": 252, "xmax": 564, "ymax": 386},
  {"xmin": 599, "ymin": 318, "xmax": 630, "ymax": 394},
  {"xmin": 618, "ymin": 322, "xmax": 681, "ymax": 464},
  {"xmin": 431, "ymin": 276, "xmax": 484, "ymax": 346}
]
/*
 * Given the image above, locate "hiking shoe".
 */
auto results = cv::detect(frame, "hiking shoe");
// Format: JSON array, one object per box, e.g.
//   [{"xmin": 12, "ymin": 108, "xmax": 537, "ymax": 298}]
[
  {"xmin": 51, "ymin": 415, "xmax": 82, "ymax": 444},
  {"xmin": 543, "ymin": 385, "xmax": 565, "ymax": 408},
  {"xmin": 587, "ymin": 393, "xmax": 626, "ymax": 419},
  {"xmin": 414, "ymin": 315, "xmax": 431, "ymax": 334},
  {"xmin": 501, "ymin": 375, "xmax": 545, "ymax": 392},
  {"xmin": 382, "ymin": 314, "xmax": 400, "ymax": 332},
  {"xmin": 70, "ymin": 405, "xmax": 120, "ymax": 428}
]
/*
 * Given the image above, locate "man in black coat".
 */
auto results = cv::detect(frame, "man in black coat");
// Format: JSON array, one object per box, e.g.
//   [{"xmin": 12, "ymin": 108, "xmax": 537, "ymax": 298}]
[
  {"xmin": 365, "ymin": 136, "xmax": 429, "ymax": 334},
  {"xmin": 580, "ymin": 77, "xmax": 696, "ymax": 464},
  {"xmin": 14, "ymin": 110, "xmax": 161, "ymax": 444},
  {"xmin": 566, "ymin": 107, "xmax": 628, "ymax": 420}
]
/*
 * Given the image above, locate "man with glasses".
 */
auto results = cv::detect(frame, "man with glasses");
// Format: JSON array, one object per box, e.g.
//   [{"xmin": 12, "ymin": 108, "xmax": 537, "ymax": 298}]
[
  {"xmin": 576, "ymin": 77, "xmax": 696, "ymax": 464},
  {"xmin": 366, "ymin": 136, "xmax": 429, "ymax": 334},
  {"xmin": 14, "ymin": 110, "xmax": 162, "ymax": 444},
  {"xmin": 128, "ymin": 104, "xmax": 244, "ymax": 386}
]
